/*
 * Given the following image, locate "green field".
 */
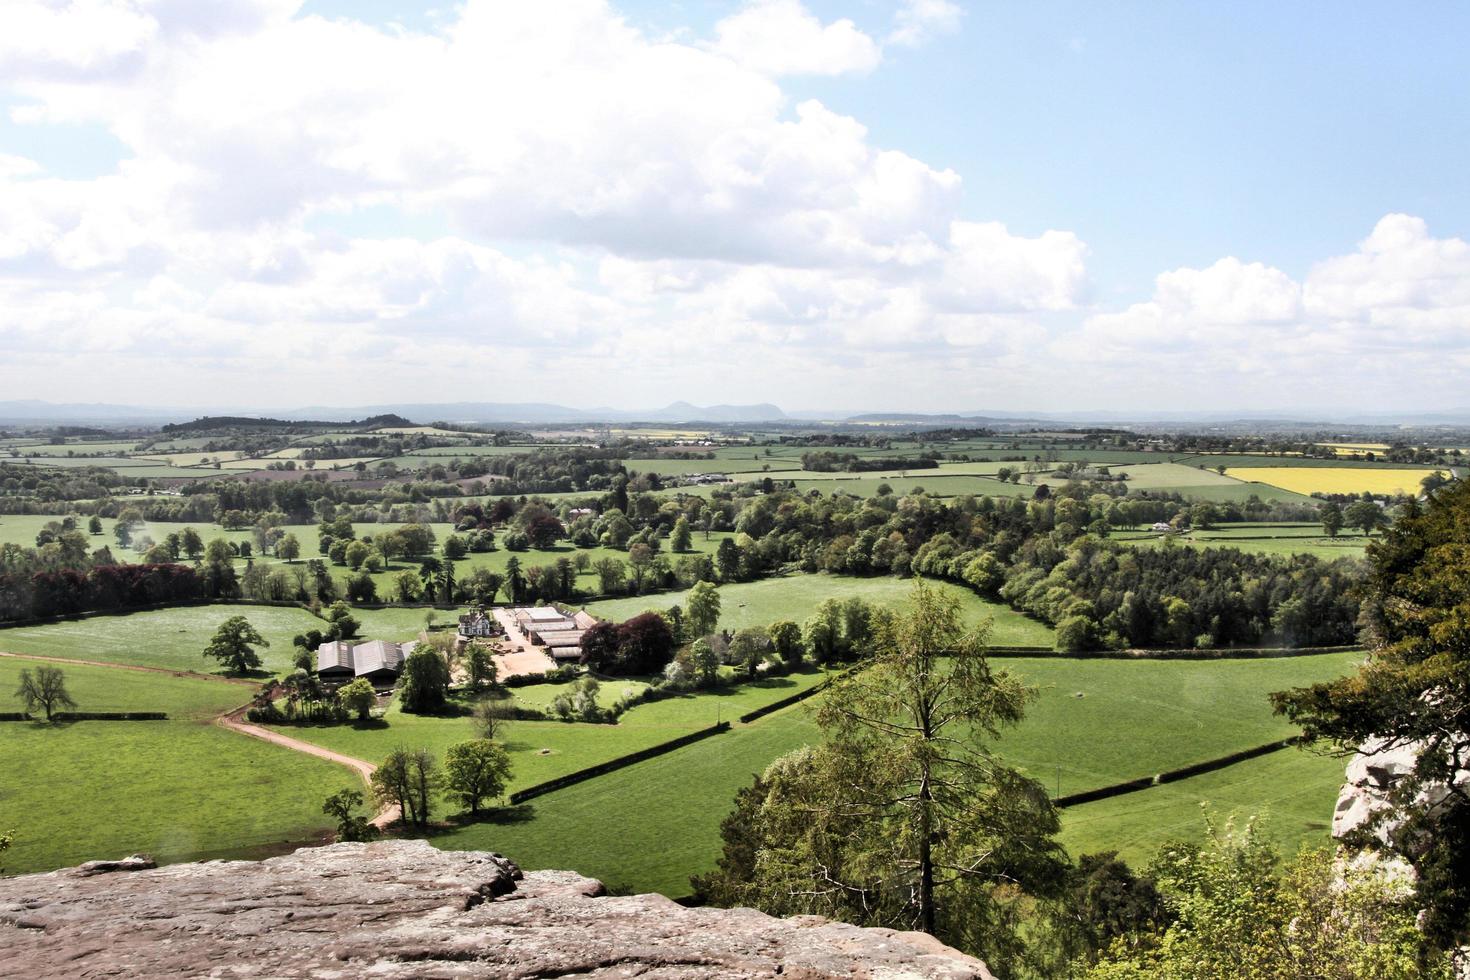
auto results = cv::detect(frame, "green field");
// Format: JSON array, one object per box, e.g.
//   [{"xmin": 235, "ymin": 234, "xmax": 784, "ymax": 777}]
[
  {"xmin": 995, "ymin": 651, "xmax": 1358, "ymax": 797},
  {"xmin": 1058, "ymin": 746, "xmax": 1346, "ymax": 864},
  {"xmin": 585, "ymin": 573, "xmax": 1058, "ymax": 647},
  {"xmin": 416, "ymin": 651, "xmax": 1355, "ymax": 895},
  {"xmin": 438, "ymin": 706, "xmax": 822, "ymax": 896},
  {"xmin": 1122, "ymin": 529, "xmax": 1371, "ymax": 560},
  {"xmin": 0, "ymin": 603, "xmax": 432, "ymax": 676},
  {"xmin": 273, "ymin": 669, "xmax": 831, "ymax": 802},
  {"xmin": 0, "ymin": 658, "xmax": 352, "ymax": 875}
]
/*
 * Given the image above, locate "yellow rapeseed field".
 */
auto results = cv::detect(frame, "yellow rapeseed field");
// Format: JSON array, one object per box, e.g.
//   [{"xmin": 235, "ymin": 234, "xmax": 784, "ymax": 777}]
[
  {"xmin": 1227, "ymin": 466, "xmax": 1447, "ymax": 496},
  {"xmin": 1313, "ymin": 442, "xmax": 1390, "ymax": 453}
]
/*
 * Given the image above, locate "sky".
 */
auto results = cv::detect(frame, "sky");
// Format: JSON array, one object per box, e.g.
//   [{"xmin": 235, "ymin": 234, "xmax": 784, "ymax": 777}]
[{"xmin": 1, "ymin": 0, "xmax": 1468, "ymax": 416}]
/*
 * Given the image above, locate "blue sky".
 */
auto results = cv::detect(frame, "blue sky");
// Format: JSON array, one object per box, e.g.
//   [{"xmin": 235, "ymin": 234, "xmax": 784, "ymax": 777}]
[{"xmin": 1, "ymin": 1, "xmax": 1468, "ymax": 414}]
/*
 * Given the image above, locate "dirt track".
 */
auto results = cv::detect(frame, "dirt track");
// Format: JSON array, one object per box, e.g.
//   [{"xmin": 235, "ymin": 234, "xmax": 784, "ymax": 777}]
[
  {"xmin": 1, "ymin": 649, "xmax": 398, "ymax": 828},
  {"xmin": 218, "ymin": 704, "xmax": 399, "ymax": 828}
]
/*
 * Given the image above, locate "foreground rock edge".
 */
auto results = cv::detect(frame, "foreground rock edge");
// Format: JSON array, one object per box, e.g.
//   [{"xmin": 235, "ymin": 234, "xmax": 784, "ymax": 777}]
[{"xmin": 0, "ymin": 839, "xmax": 993, "ymax": 979}]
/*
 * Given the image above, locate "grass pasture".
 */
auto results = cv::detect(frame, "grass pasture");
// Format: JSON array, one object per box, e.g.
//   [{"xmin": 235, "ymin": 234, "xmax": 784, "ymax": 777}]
[
  {"xmin": 0, "ymin": 603, "xmax": 432, "ymax": 676},
  {"xmin": 996, "ymin": 651, "xmax": 1359, "ymax": 798},
  {"xmin": 585, "ymin": 574, "xmax": 1058, "ymax": 647},
  {"xmin": 0, "ymin": 658, "xmax": 351, "ymax": 875},
  {"xmin": 438, "ymin": 707, "xmax": 821, "ymax": 896},
  {"xmin": 274, "ymin": 669, "xmax": 831, "ymax": 803},
  {"xmin": 1058, "ymin": 746, "xmax": 1346, "ymax": 865},
  {"xmin": 423, "ymin": 651, "xmax": 1356, "ymax": 895},
  {"xmin": 1228, "ymin": 466, "xmax": 1447, "ymax": 495}
]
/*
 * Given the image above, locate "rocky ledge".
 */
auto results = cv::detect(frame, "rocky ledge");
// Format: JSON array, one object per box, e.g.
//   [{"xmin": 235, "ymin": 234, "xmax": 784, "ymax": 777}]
[{"xmin": 0, "ymin": 840, "xmax": 992, "ymax": 979}]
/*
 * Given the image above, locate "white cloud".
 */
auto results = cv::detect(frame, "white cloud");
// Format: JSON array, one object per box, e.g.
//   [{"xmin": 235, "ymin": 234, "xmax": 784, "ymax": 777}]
[
  {"xmin": 711, "ymin": 0, "xmax": 881, "ymax": 77},
  {"xmin": 0, "ymin": 0, "xmax": 1077, "ymax": 405},
  {"xmin": 888, "ymin": 0, "xmax": 962, "ymax": 48},
  {"xmin": 7, "ymin": 3, "xmax": 1462, "ymax": 413},
  {"xmin": 1057, "ymin": 216, "xmax": 1470, "ymax": 407}
]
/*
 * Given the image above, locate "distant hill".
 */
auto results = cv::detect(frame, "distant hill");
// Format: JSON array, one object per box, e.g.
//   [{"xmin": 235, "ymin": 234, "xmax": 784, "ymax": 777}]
[
  {"xmin": 280, "ymin": 402, "xmax": 789, "ymax": 424},
  {"xmin": 161, "ymin": 414, "xmax": 413, "ymax": 434}
]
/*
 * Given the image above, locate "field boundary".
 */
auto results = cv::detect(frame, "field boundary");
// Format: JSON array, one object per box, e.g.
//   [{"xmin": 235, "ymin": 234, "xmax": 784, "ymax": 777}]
[
  {"xmin": 509, "ymin": 721, "xmax": 731, "ymax": 805},
  {"xmin": 1052, "ymin": 736, "xmax": 1307, "ymax": 808},
  {"xmin": 738, "ymin": 677, "xmax": 832, "ymax": 723},
  {"xmin": 990, "ymin": 644, "xmax": 1360, "ymax": 661}
]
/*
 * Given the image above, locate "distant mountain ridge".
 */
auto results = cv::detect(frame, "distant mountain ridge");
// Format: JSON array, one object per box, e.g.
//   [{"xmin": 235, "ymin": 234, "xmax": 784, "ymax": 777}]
[
  {"xmin": 5, "ymin": 398, "xmax": 1470, "ymax": 429},
  {"xmin": 280, "ymin": 401, "xmax": 789, "ymax": 424}
]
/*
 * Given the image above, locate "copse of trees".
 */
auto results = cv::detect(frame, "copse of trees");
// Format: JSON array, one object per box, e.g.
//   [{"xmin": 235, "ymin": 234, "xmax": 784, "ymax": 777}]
[
  {"xmin": 397, "ymin": 647, "xmax": 451, "ymax": 714},
  {"xmin": 581, "ymin": 612, "xmax": 677, "ymax": 676}
]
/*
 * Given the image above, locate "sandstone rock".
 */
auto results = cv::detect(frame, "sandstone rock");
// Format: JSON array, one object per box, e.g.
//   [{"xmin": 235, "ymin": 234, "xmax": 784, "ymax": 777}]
[
  {"xmin": 0, "ymin": 839, "xmax": 993, "ymax": 979},
  {"xmin": 1333, "ymin": 737, "xmax": 1470, "ymax": 847}
]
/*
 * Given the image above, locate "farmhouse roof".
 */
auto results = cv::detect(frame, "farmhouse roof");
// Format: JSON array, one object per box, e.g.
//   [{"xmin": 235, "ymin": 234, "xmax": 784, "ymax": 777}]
[
  {"xmin": 572, "ymin": 610, "xmax": 598, "ymax": 630},
  {"xmin": 353, "ymin": 640, "xmax": 406, "ymax": 677},
  {"xmin": 527, "ymin": 607, "xmax": 565, "ymax": 622},
  {"xmin": 316, "ymin": 641, "xmax": 354, "ymax": 673}
]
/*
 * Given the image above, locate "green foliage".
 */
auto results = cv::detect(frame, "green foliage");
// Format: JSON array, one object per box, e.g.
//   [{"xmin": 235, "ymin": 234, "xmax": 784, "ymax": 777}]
[
  {"xmin": 1087, "ymin": 819, "xmax": 1446, "ymax": 979},
  {"xmin": 371, "ymin": 746, "xmax": 438, "ymax": 828},
  {"xmin": 700, "ymin": 581, "xmax": 1068, "ymax": 969},
  {"xmin": 670, "ymin": 516, "xmax": 693, "ymax": 553},
  {"xmin": 769, "ymin": 620, "xmax": 803, "ymax": 666},
  {"xmin": 686, "ymin": 580, "xmax": 721, "ymax": 638},
  {"xmin": 467, "ymin": 645, "xmax": 497, "ymax": 691},
  {"xmin": 444, "ymin": 739, "xmax": 512, "ymax": 815},
  {"xmin": 201, "ymin": 616, "xmax": 269, "ymax": 674},
  {"xmin": 549, "ymin": 676, "xmax": 607, "ymax": 722},
  {"xmin": 338, "ymin": 678, "xmax": 377, "ymax": 721},
  {"xmin": 1274, "ymin": 477, "xmax": 1470, "ymax": 947},
  {"xmin": 322, "ymin": 789, "xmax": 376, "ymax": 842},
  {"xmin": 323, "ymin": 601, "xmax": 360, "ymax": 641},
  {"xmin": 398, "ymin": 649, "xmax": 451, "ymax": 714}
]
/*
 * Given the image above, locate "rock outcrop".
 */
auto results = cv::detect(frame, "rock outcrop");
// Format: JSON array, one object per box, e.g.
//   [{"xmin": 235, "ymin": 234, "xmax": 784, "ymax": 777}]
[
  {"xmin": 0, "ymin": 840, "xmax": 993, "ymax": 978},
  {"xmin": 1333, "ymin": 736, "xmax": 1470, "ymax": 852}
]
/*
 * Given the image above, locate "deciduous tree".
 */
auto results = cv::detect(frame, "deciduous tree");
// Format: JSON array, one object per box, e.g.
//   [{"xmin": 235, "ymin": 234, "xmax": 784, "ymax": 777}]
[
  {"xmin": 444, "ymin": 739, "xmax": 512, "ymax": 816},
  {"xmin": 202, "ymin": 616, "xmax": 269, "ymax": 674},
  {"xmin": 14, "ymin": 666, "xmax": 77, "ymax": 721}
]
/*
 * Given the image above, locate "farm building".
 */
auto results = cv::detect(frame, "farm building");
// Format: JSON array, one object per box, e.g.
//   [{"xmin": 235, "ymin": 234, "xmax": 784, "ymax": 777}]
[
  {"xmin": 314, "ymin": 640, "xmax": 355, "ymax": 685},
  {"xmin": 458, "ymin": 608, "xmax": 498, "ymax": 639},
  {"xmin": 506, "ymin": 605, "xmax": 598, "ymax": 662},
  {"xmin": 314, "ymin": 639, "xmax": 417, "ymax": 689}
]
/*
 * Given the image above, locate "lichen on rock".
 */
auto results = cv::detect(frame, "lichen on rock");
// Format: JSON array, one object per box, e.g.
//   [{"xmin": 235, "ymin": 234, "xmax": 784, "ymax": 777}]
[{"xmin": 0, "ymin": 839, "xmax": 993, "ymax": 978}]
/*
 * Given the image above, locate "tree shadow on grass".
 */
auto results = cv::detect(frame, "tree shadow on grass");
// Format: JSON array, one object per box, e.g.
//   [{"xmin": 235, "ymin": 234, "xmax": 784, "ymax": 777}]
[
  {"xmin": 350, "ymin": 718, "xmax": 390, "ymax": 731},
  {"xmin": 222, "ymin": 668, "xmax": 274, "ymax": 681},
  {"xmin": 460, "ymin": 804, "xmax": 536, "ymax": 827}
]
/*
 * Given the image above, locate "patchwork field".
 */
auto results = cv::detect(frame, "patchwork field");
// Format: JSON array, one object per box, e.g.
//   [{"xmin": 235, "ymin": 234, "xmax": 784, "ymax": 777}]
[
  {"xmin": 1228, "ymin": 466, "xmax": 1447, "ymax": 496},
  {"xmin": 272, "ymin": 670, "xmax": 831, "ymax": 800},
  {"xmin": 0, "ymin": 658, "xmax": 351, "ymax": 875},
  {"xmin": 426, "ymin": 650, "xmax": 1357, "ymax": 895},
  {"xmin": 586, "ymin": 574, "xmax": 1058, "ymax": 647}
]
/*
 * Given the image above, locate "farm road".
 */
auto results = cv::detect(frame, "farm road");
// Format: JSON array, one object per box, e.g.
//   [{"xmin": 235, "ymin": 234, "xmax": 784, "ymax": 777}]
[
  {"xmin": 0, "ymin": 649, "xmax": 397, "ymax": 828},
  {"xmin": 218, "ymin": 704, "xmax": 399, "ymax": 828}
]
